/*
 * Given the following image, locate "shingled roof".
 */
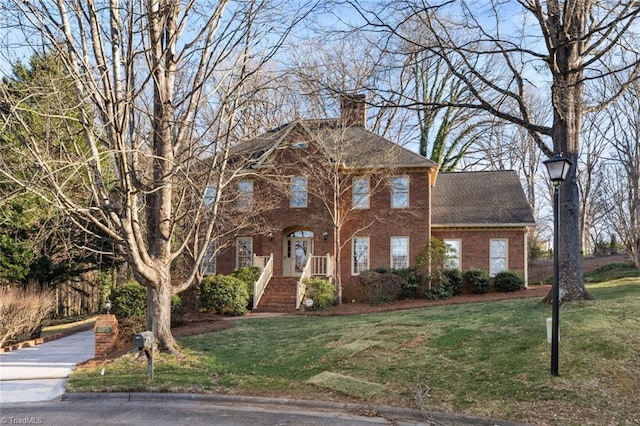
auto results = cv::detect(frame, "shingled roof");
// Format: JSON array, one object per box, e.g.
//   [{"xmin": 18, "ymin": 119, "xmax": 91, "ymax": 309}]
[
  {"xmin": 232, "ymin": 119, "xmax": 437, "ymax": 170},
  {"xmin": 431, "ymin": 171, "xmax": 535, "ymax": 227}
]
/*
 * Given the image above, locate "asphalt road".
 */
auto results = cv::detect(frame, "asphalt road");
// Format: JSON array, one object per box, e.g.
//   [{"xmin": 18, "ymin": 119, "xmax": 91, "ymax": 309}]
[{"xmin": 0, "ymin": 398, "xmax": 430, "ymax": 426}]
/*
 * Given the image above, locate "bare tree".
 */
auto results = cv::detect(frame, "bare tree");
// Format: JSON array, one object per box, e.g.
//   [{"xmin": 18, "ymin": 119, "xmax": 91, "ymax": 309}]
[
  {"xmin": 599, "ymin": 80, "xmax": 640, "ymax": 267},
  {"xmin": 304, "ymin": 119, "xmax": 408, "ymax": 303},
  {"xmin": 0, "ymin": 1, "xmax": 312, "ymax": 352},
  {"xmin": 346, "ymin": 0, "xmax": 640, "ymax": 302},
  {"xmin": 578, "ymin": 110, "xmax": 610, "ymax": 255}
]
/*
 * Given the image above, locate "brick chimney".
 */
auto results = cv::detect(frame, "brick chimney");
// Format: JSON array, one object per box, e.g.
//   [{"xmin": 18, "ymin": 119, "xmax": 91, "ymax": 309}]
[{"xmin": 340, "ymin": 93, "xmax": 366, "ymax": 128}]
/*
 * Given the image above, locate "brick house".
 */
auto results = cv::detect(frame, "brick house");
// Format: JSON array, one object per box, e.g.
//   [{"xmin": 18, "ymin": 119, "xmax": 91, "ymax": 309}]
[{"xmin": 210, "ymin": 95, "xmax": 534, "ymax": 311}]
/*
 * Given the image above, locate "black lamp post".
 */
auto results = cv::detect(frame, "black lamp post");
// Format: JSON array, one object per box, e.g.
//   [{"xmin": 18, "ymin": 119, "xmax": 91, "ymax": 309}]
[{"xmin": 543, "ymin": 153, "xmax": 573, "ymax": 377}]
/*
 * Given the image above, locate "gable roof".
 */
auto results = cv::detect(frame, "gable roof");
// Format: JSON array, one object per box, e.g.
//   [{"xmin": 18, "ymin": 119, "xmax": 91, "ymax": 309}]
[
  {"xmin": 233, "ymin": 119, "xmax": 437, "ymax": 170},
  {"xmin": 431, "ymin": 170, "xmax": 535, "ymax": 227}
]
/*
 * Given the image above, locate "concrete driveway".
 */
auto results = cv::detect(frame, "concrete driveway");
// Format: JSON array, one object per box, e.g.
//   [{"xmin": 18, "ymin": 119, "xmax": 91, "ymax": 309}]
[{"xmin": 0, "ymin": 330, "xmax": 95, "ymax": 403}]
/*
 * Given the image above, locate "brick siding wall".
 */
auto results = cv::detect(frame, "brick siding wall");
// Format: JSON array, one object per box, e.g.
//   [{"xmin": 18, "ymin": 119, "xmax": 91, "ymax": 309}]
[{"xmin": 431, "ymin": 227, "xmax": 528, "ymax": 279}]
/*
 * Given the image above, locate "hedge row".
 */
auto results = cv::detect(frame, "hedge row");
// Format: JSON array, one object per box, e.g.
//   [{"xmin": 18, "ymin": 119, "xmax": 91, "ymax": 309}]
[{"xmin": 359, "ymin": 267, "xmax": 524, "ymax": 303}]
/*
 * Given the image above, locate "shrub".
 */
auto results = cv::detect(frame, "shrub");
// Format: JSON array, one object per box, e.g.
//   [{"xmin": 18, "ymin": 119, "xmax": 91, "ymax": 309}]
[
  {"xmin": 424, "ymin": 271, "xmax": 453, "ymax": 300},
  {"xmin": 416, "ymin": 237, "xmax": 449, "ymax": 270},
  {"xmin": 494, "ymin": 271, "xmax": 525, "ymax": 292},
  {"xmin": 359, "ymin": 270, "xmax": 403, "ymax": 304},
  {"xmin": 117, "ymin": 315, "xmax": 146, "ymax": 346},
  {"xmin": 231, "ymin": 266, "xmax": 261, "ymax": 309},
  {"xmin": 443, "ymin": 268, "xmax": 463, "ymax": 295},
  {"xmin": 0, "ymin": 285, "xmax": 55, "ymax": 347},
  {"xmin": 464, "ymin": 269, "xmax": 490, "ymax": 294},
  {"xmin": 110, "ymin": 280, "xmax": 146, "ymax": 319},
  {"xmin": 109, "ymin": 280, "xmax": 181, "ymax": 320},
  {"xmin": 396, "ymin": 267, "xmax": 425, "ymax": 299},
  {"xmin": 302, "ymin": 277, "xmax": 335, "ymax": 311},
  {"xmin": 198, "ymin": 275, "xmax": 249, "ymax": 316},
  {"xmin": 230, "ymin": 266, "xmax": 261, "ymax": 299}
]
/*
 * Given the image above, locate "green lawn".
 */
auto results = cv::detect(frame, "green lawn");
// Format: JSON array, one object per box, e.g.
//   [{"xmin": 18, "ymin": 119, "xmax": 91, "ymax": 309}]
[{"xmin": 68, "ymin": 273, "xmax": 640, "ymax": 425}]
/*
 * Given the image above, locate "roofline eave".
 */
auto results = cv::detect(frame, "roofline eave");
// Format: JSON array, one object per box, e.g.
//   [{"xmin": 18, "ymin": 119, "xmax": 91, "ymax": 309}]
[{"xmin": 431, "ymin": 222, "xmax": 536, "ymax": 228}]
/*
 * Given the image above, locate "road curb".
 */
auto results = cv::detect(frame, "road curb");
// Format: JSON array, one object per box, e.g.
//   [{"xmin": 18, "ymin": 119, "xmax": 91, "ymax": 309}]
[{"xmin": 62, "ymin": 392, "xmax": 527, "ymax": 425}]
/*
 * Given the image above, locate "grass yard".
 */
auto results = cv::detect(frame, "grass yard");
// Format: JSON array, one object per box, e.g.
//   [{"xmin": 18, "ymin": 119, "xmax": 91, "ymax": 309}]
[{"xmin": 67, "ymin": 267, "xmax": 640, "ymax": 425}]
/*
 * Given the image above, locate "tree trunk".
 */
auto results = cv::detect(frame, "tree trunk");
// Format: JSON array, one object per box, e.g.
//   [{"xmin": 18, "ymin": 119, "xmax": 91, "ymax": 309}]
[
  {"xmin": 547, "ymin": 64, "xmax": 592, "ymax": 302},
  {"xmin": 557, "ymin": 156, "xmax": 592, "ymax": 302},
  {"xmin": 147, "ymin": 280, "xmax": 178, "ymax": 353},
  {"xmin": 334, "ymin": 226, "xmax": 343, "ymax": 305},
  {"xmin": 544, "ymin": 5, "xmax": 593, "ymax": 303}
]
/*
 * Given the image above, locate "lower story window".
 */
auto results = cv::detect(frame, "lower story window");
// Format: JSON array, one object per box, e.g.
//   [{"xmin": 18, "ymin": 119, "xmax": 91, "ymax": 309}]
[
  {"xmin": 352, "ymin": 237, "xmax": 370, "ymax": 275},
  {"xmin": 202, "ymin": 241, "xmax": 217, "ymax": 275},
  {"xmin": 490, "ymin": 238, "xmax": 508, "ymax": 276},
  {"xmin": 443, "ymin": 239, "xmax": 462, "ymax": 270},
  {"xmin": 236, "ymin": 237, "xmax": 253, "ymax": 269},
  {"xmin": 391, "ymin": 237, "xmax": 409, "ymax": 269}
]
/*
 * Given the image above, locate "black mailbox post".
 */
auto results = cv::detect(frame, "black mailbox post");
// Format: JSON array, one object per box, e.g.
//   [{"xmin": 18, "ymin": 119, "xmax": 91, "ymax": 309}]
[{"xmin": 133, "ymin": 331, "xmax": 155, "ymax": 380}]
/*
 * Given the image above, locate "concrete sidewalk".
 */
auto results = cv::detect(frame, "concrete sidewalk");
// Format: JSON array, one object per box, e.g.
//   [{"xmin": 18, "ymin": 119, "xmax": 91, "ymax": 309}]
[{"xmin": 0, "ymin": 329, "xmax": 95, "ymax": 403}]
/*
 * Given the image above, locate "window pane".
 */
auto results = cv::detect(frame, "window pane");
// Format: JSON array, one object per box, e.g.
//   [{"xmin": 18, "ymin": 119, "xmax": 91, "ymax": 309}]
[
  {"xmin": 444, "ymin": 239, "xmax": 461, "ymax": 270},
  {"xmin": 391, "ymin": 177, "xmax": 409, "ymax": 208},
  {"xmin": 490, "ymin": 239, "xmax": 508, "ymax": 276},
  {"xmin": 291, "ymin": 176, "xmax": 307, "ymax": 208},
  {"xmin": 353, "ymin": 237, "xmax": 369, "ymax": 274},
  {"xmin": 236, "ymin": 237, "xmax": 253, "ymax": 269},
  {"xmin": 201, "ymin": 241, "xmax": 217, "ymax": 275},
  {"xmin": 238, "ymin": 180, "xmax": 253, "ymax": 211},
  {"xmin": 391, "ymin": 237, "xmax": 408, "ymax": 269},
  {"xmin": 204, "ymin": 184, "xmax": 217, "ymax": 207},
  {"xmin": 353, "ymin": 178, "xmax": 369, "ymax": 209}
]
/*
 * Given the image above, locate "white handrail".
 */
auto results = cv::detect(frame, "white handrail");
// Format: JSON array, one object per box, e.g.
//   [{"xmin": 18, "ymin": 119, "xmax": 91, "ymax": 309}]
[
  {"xmin": 296, "ymin": 256, "xmax": 314, "ymax": 309},
  {"xmin": 253, "ymin": 254, "xmax": 273, "ymax": 308}
]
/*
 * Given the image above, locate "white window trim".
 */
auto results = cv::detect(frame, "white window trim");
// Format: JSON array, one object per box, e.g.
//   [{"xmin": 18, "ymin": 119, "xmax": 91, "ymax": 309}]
[
  {"xmin": 390, "ymin": 236, "xmax": 409, "ymax": 269},
  {"xmin": 443, "ymin": 239, "xmax": 462, "ymax": 270},
  {"xmin": 352, "ymin": 236, "xmax": 370, "ymax": 275},
  {"xmin": 290, "ymin": 176, "xmax": 308, "ymax": 208},
  {"xmin": 236, "ymin": 237, "xmax": 253, "ymax": 269},
  {"xmin": 352, "ymin": 177, "xmax": 370, "ymax": 209},
  {"xmin": 489, "ymin": 238, "xmax": 509, "ymax": 277},
  {"xmin": 391, "ymin": 176, "xmax": 409, "ymax": 209}
]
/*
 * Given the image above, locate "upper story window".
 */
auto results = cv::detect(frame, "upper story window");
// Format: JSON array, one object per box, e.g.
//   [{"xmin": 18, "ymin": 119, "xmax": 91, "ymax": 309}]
[
  {"xmin": 352, "ymin": 177, "xmax": 370, "ymax": 209},
  {"xmin": 238, "ymin": 180, "xmax": 253, "ymax": 211},
  {"xmin": 292, "ymin": 141, "xmax": 308, "ymax": 149},
  {"xmin": 291, "ymin": 176, "xmax": 308, "ymax": 208},
  {"xmin": 391, "ymin": 176, "xmax": 409, "ymax": 208},
  {"xmin": 203, "ymin": 184, "xmax": 217, "ymax": 207}
]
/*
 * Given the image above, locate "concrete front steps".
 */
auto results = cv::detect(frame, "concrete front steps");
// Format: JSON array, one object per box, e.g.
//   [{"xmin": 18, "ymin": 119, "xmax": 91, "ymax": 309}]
[{"xmin": 253, "ymin": 277, "xmax": 298, "ymax": 313}]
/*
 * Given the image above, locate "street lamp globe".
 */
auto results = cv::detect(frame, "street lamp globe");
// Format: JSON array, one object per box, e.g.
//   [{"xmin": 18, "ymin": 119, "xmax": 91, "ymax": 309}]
[{"xmin": 543, "ymin": 153, "xmax": 573, "ymax": 184}]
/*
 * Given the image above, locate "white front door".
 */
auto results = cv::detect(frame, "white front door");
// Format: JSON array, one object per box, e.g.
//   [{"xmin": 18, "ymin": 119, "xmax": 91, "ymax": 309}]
[{"xmin": 284, "ymin": 237, "xmax": 312, "ymax": 276}]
